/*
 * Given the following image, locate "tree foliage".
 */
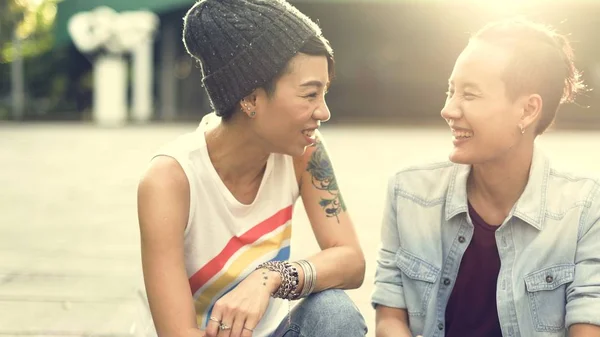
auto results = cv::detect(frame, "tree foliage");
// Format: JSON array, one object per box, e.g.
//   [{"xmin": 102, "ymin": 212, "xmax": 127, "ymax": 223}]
[{"xmin": 0, "ymin": 0, "xmax": 60, "ymax": 63}]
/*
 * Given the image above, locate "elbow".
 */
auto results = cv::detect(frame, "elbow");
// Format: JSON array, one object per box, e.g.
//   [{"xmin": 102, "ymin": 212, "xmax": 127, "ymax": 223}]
[
  {"xmin": 349, "ymin": 248, "xmax": 366, "ymax": 289},
  {"xmin": 353, "ymin": 262, "xmax": 366, "ymax": 289}
]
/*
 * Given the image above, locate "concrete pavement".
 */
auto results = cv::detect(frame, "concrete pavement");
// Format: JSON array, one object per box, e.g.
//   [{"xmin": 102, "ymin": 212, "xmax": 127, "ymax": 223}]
[{"xmin": 2, "ymin": 122, "xmax": 599, "ymax": 336}]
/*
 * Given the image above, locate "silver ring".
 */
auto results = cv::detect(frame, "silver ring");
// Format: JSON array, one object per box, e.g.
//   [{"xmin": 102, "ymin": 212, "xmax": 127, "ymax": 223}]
[
  {"xmin": 219, "ymin": 323, "xmax": 231, "ymax": 330},
  {"xmin": 209, "ymin": 316, "xmax": 220, "ymax": 323},
  {"xmin": 243, "ymin": 327, "xmax": 254, "ymax": 332}
]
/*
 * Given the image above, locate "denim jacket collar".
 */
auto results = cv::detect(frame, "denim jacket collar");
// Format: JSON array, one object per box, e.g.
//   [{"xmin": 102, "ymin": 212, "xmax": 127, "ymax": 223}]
[{"xmin": 444, "ymin": 146, "xmax": 550, "ymax": 230}]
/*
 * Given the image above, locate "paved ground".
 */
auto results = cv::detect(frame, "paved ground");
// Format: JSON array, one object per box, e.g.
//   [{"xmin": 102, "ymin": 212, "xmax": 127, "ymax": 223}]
[{"xmin": 2, "ymin": 122, "xmax": 600, "ymax": 336}]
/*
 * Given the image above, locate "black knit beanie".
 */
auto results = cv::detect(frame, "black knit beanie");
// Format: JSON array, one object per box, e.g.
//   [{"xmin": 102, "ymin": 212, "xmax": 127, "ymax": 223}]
[{"xmin": 182, "ymin": 0, "xmax": 323, "ymax": 117}]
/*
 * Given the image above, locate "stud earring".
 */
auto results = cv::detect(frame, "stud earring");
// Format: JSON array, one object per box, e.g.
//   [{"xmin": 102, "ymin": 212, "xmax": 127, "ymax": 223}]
[
  {"xmin": 519, "ymin": 125, "xmax": 525, "ymax": 134},
  {"xmin": 249, "ymin": 111, "xmax": 256, "ymax": 118}
]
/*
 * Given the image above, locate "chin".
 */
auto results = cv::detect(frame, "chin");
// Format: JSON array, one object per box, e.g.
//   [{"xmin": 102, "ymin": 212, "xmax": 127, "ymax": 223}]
[
  {"xmin": 448, "ymin": 149, "xmax": 475, "ymax": 165},
  {"xmin": 280, "ymin": 145, "xmax": 307, "ymax": 157}
]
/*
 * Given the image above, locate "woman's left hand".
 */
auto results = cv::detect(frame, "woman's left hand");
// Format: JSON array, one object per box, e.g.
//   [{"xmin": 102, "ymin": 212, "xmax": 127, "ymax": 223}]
[{"xmin": 204, "ymin": 268, "xmax": 281, "ymax": 337}]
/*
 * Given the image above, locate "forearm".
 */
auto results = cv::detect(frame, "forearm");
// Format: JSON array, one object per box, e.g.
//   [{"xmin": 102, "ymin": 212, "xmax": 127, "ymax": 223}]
[
  {"xmin": 294, "ymin": 245, "xmax": 365, "ymax": 293},
  {"xmin": 375, "ymin": 307, "xmax": 413, "ymax": 337},
  {"xmin": 375, "ymin": 319, "xmax": 413, "ymax": 337},
  {"xmin": 569, "ymin": 323, "xmax": 600, "ymax": 337}
]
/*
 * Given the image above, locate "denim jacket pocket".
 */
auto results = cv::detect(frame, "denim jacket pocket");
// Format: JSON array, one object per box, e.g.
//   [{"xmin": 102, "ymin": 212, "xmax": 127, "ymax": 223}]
[
  {"xmin": 395, "ymin": 248, "xmax": 440, "ymax": 316},
  {"xmin": 524, "ymin": 264, "xmax": 575, "ymax": 332}
]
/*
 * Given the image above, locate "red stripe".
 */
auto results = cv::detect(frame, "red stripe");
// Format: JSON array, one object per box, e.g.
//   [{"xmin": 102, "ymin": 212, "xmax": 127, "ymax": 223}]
[{"xmin": 189, "ymin": 205, "xmax": 293, "ymax": 294}]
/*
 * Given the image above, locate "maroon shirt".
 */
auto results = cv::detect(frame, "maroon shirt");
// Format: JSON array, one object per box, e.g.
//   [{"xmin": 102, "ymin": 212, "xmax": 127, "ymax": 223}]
[{"xmin": 444, "ymin": 203, "xmax": 503, "ymax": 337}]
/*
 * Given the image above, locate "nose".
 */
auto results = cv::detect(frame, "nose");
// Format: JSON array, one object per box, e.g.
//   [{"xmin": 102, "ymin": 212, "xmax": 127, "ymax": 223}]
[
  {"xmin": 313, "ymin": 100, "xmax": 331, "ymax": 122},
  {"xmin": 440, "ymin": 97, "xmax": 461, "ymax": 121}
]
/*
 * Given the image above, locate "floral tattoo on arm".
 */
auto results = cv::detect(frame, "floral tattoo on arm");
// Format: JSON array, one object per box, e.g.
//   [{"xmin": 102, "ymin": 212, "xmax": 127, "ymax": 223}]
[{"xmin": 305, "ymin": 139, "xmax": 346, "ymax": 223}]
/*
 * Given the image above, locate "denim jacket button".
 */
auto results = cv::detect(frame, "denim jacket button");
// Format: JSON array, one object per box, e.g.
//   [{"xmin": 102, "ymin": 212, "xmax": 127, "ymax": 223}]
[
  {"xmin": 443, "ymin": 278, "xmax": 451, "ymax": 286},
  {"xmin": 438, "ymin": 323, "xmax": 444, "ymax": 330},
  {"xmin": 458, "ymin": 236, "xmax": 466, "ymax": 243},
  {"xmin": 546, "ymin": 275, "xmax": 554, "ymax": 283}
]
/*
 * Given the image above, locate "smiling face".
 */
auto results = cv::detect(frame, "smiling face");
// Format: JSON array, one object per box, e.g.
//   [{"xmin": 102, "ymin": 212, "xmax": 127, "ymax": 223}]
[
  {"xmin": 441, "ymin": 40, "xmax": 531, "ymax": 165},
  {"xmin": 247, "ymin": 52, "xmax": 331, "ymax": 157}
]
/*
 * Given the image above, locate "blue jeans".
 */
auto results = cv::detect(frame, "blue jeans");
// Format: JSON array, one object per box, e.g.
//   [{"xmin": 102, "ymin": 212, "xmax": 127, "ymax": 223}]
[{"xmin": 270, "ymin": 289, "xmax": 367, "ymax": 337}]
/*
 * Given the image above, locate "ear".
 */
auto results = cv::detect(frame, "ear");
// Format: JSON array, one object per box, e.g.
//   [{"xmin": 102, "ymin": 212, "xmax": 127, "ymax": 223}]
[
  {"xmin": 240, "ymin": 90, "xmax": 259, "ymax": 117},
  {"xmin": 240, "ymin": 88, "xmax": 268, "ymax": 117},
  {"xmin": 519, "ymin": 93, "xmax": 543, "ymax": 132}
]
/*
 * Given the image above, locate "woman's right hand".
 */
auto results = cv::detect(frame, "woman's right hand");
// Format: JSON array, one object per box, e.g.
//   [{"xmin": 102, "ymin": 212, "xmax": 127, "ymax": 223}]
[
  {"xmin": 185, "ymin": 329, "xmax": 205, "ymax": 337},
  {"xmin": 204, "ymin": 268, "xmax": 281, "ymax": 337}
]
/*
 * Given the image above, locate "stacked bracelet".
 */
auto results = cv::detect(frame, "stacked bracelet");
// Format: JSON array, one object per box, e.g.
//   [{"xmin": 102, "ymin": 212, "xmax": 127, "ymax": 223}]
[
  {"xmin": 256, "ymin": 261, "xmax": 299, "ymax": 300},
  {"xmin": 293, "ymin": 259, "xmax": 316, "ymax": 299},
  {"xmin": 256, "ymin": 260, "xmax": 318, "ymax": 301}
]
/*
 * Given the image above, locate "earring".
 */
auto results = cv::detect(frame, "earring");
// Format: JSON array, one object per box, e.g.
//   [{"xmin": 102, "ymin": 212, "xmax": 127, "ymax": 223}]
[
  {"xmin": 519, "ymin": 125, "xmax": 525, "ymax": 134},
  {"xmin": 249, "ymin": 111, "xmax": 256, "ymax": 118}
]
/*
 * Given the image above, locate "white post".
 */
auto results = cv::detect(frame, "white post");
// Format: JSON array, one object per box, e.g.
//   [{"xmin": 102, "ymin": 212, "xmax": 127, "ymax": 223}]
[
  {"xmin": 69, "ymin": 7, "xmax": 159, "ymax": 126},
  {"xmin": 94, "ymin": 55, "xmax": 128, "ymax": 126},
  {"xmin": 132, "ymin": 38, "xmax": 154, "ymax": 122},
  {"xmin": 11, "ymin": 31, "xmax": 24, "ymax": 120}
]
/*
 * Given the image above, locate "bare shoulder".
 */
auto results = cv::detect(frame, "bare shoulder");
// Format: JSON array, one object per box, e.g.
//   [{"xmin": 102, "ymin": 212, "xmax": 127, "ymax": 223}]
[
  {"xmin": 293, "ymin": 129, "xmax": 330, "ymax": 184},
  {"xmin": 137, "ymin": 155, "xmax": 190, "ymax": 233},
  {"xmin": 138, "ymin": 155, "xmax": 189, "ymax": 196}
]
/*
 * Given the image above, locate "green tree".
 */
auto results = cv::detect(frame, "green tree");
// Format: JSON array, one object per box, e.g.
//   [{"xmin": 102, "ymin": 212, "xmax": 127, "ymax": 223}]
[
  {"xmin": 0, "ymin": 0, "xmax": 66, "ymax": 120},
  {"xmin": 1, "ymin": 0, "xmax": 59, "ymax": 63}
]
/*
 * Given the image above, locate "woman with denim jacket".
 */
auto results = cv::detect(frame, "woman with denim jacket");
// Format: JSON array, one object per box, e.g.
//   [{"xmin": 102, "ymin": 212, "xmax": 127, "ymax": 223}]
[{"xmin": 372, "ymin": 18, "xmax": 600, "ymax": 337}]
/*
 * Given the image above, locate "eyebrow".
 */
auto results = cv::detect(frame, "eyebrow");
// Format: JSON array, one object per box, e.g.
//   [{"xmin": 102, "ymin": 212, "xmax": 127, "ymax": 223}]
[
  {"xmin": 448, "ymin": 80, "xmax": 482, "ymax": 91},
  {"xmin": 300, "ymin": 80, "xmax": 325, "ymax": 88}
]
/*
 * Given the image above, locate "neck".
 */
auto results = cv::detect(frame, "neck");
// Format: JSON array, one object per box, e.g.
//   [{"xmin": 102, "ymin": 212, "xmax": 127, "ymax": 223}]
[
  {"xmin": 205, "ymin": 116, "xmax": 270, "ymax": 185},
  {"xmin": 468, "ymin": 141, "xmax": 534, "ymax": 215}
]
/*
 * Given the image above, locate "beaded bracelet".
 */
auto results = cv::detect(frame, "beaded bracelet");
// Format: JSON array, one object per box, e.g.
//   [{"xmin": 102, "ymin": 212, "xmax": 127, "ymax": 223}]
[{"xmin": 293, "ymin": 259, "xmax": 316, "ymax": 299}]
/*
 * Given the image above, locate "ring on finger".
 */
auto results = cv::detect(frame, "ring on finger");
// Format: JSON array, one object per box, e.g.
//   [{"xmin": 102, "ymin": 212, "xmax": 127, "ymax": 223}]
[
  {"xmin": 243, "ymin": 327, "xmax": 254, "ymax": 332},
  {"xmin": 219, "ymin": 323, "xmax": 231, "ymax": 330},
  {"xmin": 209, "ymin": 316, "xmax": 221, "ymax": 324}
]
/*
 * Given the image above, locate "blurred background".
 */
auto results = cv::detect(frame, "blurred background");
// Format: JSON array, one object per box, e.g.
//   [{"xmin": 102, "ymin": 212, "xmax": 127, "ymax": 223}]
[
  {"xmin": 2, "ymin": 0, "xmax": 600, "ymax": 336},
  {"xmin": 2, "ymin": 0, "xmax": 600, "ymax": 125}
]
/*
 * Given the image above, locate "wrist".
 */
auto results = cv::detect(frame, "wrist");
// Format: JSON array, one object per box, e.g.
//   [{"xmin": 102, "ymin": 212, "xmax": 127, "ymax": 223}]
[
  {"xmin": 255, "ymin": 268, "xmax": 282, "ymax": 294},
  {"xmin": 255, "ymin": 261, "xmax": 300, "ymax": 299}
]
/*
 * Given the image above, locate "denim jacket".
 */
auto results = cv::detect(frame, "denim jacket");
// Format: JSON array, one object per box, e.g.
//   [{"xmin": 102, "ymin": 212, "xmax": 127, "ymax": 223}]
[{"xmin": 372, "ymin": 147, "xmax": 600, "ymax": 337}]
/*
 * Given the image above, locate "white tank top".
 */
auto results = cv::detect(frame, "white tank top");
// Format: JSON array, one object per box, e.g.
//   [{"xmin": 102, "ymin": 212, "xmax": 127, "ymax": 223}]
[{"xmin": 153, "ymin": 113, "xmax": 300, "ymax": 337}]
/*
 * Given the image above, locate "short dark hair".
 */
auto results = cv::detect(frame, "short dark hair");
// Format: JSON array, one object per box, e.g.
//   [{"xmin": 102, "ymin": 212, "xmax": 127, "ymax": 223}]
[
  {"xmin": 472, "ymin": 18, "xmax": 585, "ymax": 134},
  {"xmin": 263, "ymin": 34, "xmax": 335, "ymax": 96},
  {"xmin": 221, "ymin": 34, "xmax": 335, "ymax": 121}
]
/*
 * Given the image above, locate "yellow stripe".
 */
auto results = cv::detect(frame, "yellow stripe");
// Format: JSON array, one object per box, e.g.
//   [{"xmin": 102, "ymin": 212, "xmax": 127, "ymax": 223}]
[{"xmin": 195, "ymin": 224, "xmax": 292, "ymax": 325}]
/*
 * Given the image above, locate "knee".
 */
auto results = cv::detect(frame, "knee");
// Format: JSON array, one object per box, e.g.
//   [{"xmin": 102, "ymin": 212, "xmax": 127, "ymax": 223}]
[{"xmin": 296, "ymin": 289, "xmax": 367, "ymax": 336}]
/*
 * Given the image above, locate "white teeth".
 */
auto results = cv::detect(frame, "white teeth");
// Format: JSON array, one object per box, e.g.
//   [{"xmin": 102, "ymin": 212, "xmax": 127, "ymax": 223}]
[
  {"xmin": 303, "ymin": 129, "xmax": 315, "ymax": 138},
  {"xmin": 451, "ymin": 129, "xmax": 473, "ymax": 139}
]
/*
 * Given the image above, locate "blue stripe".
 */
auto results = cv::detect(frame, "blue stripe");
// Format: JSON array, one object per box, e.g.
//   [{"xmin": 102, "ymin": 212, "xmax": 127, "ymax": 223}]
[{"xmin": 203, "ymin": 245, "xmax": 291, "ymax": 327}]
